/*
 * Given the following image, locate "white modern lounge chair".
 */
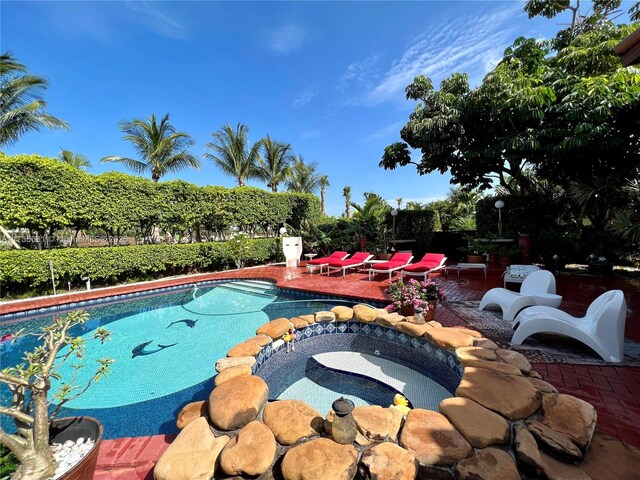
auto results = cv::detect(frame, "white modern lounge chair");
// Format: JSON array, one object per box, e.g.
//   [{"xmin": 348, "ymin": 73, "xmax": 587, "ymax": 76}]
[
  {"xmin": 479, "ymin": 270, "xmax": 557, "ymax": 321},
  {"xmin": 512, "ymin": 290, "xmax": 627, "ymax": 363},
  {"xmin": 283, "ymin": 237, "xmax": 302, "ymax": 267}
]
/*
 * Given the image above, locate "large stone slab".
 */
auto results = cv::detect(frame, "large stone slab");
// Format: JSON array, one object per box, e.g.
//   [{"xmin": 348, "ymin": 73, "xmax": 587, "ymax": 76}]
[
  {"xmin": 540, "ymin": 451, "xmax": 591, "ymax": 480},
  {"xmin": 513, "ymin": 424, "xmax": 543, "ymax": 478},
  {"xmin": 527, "ymin": 377, "xmax": 558, "ymax": 394},
  {"xmin": 579, "ymin": 434, "xmax": 640, "ymax": 480},
  {"xmin": 215, "ymin": 356, "xmax": 256, "ymax": 373},
  {"xmin": 396, "ymin": 321, "xmax": 433, "ymax": 337},
  {"xmin": 298, "ymin": 314, "xmax": 315, "ymax": 324},
  {"xmin": 290, "ymin": 317, "xmax": 310, "ymax": 329},
  {"xmin": 353, "ymin": 304, "xmax": 379, "ymax": 322},
  {"xmin": 454, "ymin": 448, "xmax": 520, "ymax": 480},
  {"xmin": 208, "ymin": 375, "xmax": 268, "ymax": 431},
  {"xmin": 352, "ymin": 406, "xmax": 404, "ymax": 443},
  {"xmin": 256, "ymin": 318, "xmax": 291, "ymax": 339},
  {"xmin": 474, "ymin": 338, "xmax": 499, "ymax": 350},
  {"xmin": 376, "ymin": 312, "xmax": 406, "ymax": 327},
  {"xmin": 456, "ymin": 367, "xmax": 541, "ymax": 420},
  {"xmin": 219, "ymin": 421, "xmax": 276, "ymax": 477},
  {"xmin": 526, "ymin": 420, "xmax": 583, "ymax": 462},
  {"xmin": 315, "ymin": 310, "xmax": 336, "ymax": 322},
  {"xmin": 176, "ymin": 400, "xmax": 207, "ymax": 430},
  {"xmin": 281, "ymin": 437, "xmax": 358, "ymax": 480},
  {"xmin": 496, "ymin": 349, "xmax": 532, "ymax": 373},
  {"xmin": 263, "ymin": 399, "xmax": 323, "ymax": 445},
  {"xmin": 331, "ymin": 306, "xmax": 354, "ymax": 321},
  {"xmin": 244, "ymin": 334, "xmax": 272, "ymax": 346},
  {"xmin": 227, "ymin": 341, "xmax": 262, "ymax": 357},
  {"xmin": 423, "ymin": 328, "xmax": 476, "ymax": 349},
  {"xmin": 439, "ymin": 397, "xmax": 509, "ymax": 448},
  {"xmin": 214, "ymin": 364, "xmax": 253, "ymax": 387},
  {"xmin": 540, "ymin": 393, "xmax": 597, "ymax": 451},
  {"xmin": 458, "ymin": 358, "xmax": 523, "ymax": 376},
  {"xmin": 455, "ymin": 346, "xmax": 498, "ymax": 362},
  {"xmin": 399, "ymin": 409, "xmax": 473, "ymax": 466},
  {"xmin": 154, "ymin": 417, "xmax": 229, "ymax": 480},
  {"xmin": 359, "ymin": 442, "xmax": 418, "ymax": 480}
]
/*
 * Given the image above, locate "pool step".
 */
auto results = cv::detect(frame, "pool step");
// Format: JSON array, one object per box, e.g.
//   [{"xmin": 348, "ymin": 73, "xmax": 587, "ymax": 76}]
[{"xmin": 216, "ymin": 281, "xmax": 277, "ymax": 298}]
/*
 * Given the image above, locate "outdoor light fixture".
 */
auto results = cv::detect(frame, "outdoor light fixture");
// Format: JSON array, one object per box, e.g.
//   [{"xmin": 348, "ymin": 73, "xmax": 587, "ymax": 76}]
[
  {"xmin": 279, "ymin": 227, "xmax": 287, "ymax": 236},
  {"xmin": 331, "ymin": 397, "xmax": 357, "ymax": 444},
  {"xmin": 494, "ymin": 200, "xmax": 505, "ymax": 238},
  {"xmin": 391, "ymin": 208, "xmax": 398, "ymax": 236}
]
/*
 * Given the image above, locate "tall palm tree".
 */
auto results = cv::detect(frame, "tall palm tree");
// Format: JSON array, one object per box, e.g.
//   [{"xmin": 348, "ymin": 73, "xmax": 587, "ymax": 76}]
[
  {"xmin": 342, "ymin": 186, "xmax": 352, "ymax": 218},
  {"xmin": 58, "ymin": 149, "xmax": 91, "ymax": 169},
  {"xmin": 101, "ymin": 113, "xmax": 199, "ymax": 182},
  {"xmin": 396, "ymin": 198, "xmax": 403, "ymax": 209},
  {"xmin": 319, "ymin": 175, "xmax": 330, "ymax": 215},
  {"xmin": 286, "ymin": 156, "xmax": 321, "ymax": 194},
  {"xmin": 205, "ymin": 123, "xmax": 262, "ymax": 187},
  {"xmin": 257, "ymin": 135, "xmax": 292, "ymax": 192},
  {"xmin": 0, "ymin": 52, "xmax": 69, "ymax": 146}
]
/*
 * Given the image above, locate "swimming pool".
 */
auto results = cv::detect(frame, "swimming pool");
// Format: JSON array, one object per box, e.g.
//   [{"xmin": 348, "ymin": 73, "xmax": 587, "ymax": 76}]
[{"xmin": 0, "ymin": 280, "xmax": 376, "ymax": 439}]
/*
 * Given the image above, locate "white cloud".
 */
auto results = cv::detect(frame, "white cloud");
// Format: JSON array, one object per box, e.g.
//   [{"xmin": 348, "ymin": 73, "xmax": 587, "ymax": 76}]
[
  {"xmin": 126, "ymin": 1, "xmax": 189, "ymax": 39},
  {"xmin": 269, "ymin": 25, "xmax": 306, "ymax": 53},
  {"xmin": 364, "ymin": 121, "xmax": 405, "ymax": 142},
  {"xmin": 293, "ymin": 87, "xmax": 318, "ymax": 107},
  {"xmin": 338, "ymin": 55, "xmax": 379, "ymax": 90},
  {"xmin": 340, "ymin": 6, "xmax": 520, "ymax": 106},
  {"xmin": 300, "ymin": 130, "xmax": 321, "ymax": 141}
]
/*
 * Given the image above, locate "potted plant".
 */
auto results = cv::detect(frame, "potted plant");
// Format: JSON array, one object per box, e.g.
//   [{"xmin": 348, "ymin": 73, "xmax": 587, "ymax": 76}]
[
  {"xmin": 466, "ymin": 239, "xmax": 488, "ymax": 264},
  {"xmin": 497, "ymin": 245, "xmax": 520, "ymax": 267},
  {"xmin": 0, "ymin": 310, "xmax": 112, "ymax": 480},
  {"xmin": 385, "ymin": 278, "xmax": 446, "ymax": 319}
]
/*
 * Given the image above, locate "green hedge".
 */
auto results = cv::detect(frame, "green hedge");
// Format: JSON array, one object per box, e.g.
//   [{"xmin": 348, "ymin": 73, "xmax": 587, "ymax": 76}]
[
  {"xmin": 0, "ymin": 238, "xmax": 280, "ymax": 296},
  {"xmin": 393, "ymin": 209, "xmax": 436, "ymax": 256}
]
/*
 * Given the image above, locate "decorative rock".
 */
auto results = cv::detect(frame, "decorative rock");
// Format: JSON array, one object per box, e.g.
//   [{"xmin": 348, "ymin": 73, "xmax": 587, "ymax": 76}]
[
  {"xmin": 496, "ymin": 349, "xmax": 532, "ymax": 373},
  {"xmin": 399, "ymin": 409, "xmax": 473, "ymax": 466},
  {"xmin": 290, "ymin": 317, "xmax": 310, "ymax": 329},
  {"xmin": 513, "ymin": 424, "xmax": 543, "ymax": 477},
  {"xmin": 539, "ymin": 451, "xmax": 591, "ymax": 480},
  {"xmin": 176, "ymin": 400, "xmax": 207, "ymax": 430},
  {"xmin": 208, "ymin": 376, "xmax": 268, "ymax": 431},
  {"xmin": 528, "ymin": 370, "xmax": 543, "ymax": 379},
  {"xmin": 455, "ymin": 346, "xmax": 498, "ymax": 362},
  {"xmin": 227, "ymin": 341, "xmax": 262, "ymax": 357},
  {"xmin": 215, "ymin": 364, "xmax": 253, "ymax": 387},
  {"xmin": 439, "ymin": 397, "xmax": 509, "ymax": 448},
  {"xmin": 416, "ymin": 465, "xmax": 454, "ymax": 480},
  {"xmin": 474, "ymin": 338, "xmax": 499, "ymax": 350},
  {"xmin": 456, "ymin": 367, "xmax": 541, "ymax": 420},
  {"xmin": 397, "ymin": 321, "xmax": 434, "ymax": 337},
  {"xmin": 376, "ymin": 312, "xmax": 406, "ymax": 327},
  {"xmin": 331, "ymin": 306, "xmax": 354, "ymax": 321},
  {"xmin": 263, "ymin": 399, "xmax": 323, "ymax": 445},
  {"xmin": 299, "ymin": 314, "xmax": 316, "ymax": 324},
  {"xmin": 215, "ymin": 356, "xmax": 256, "ymax": 373},
  {"xmin": 352, "ymin": 406, "xmax": 404, "ymax": 443},
  {"xmin": 423, "ymin": 328, "xmax": 476, "ymax": 349},
  {"xmin": 450, "ymin": 327, "xmax": 483, "ymax": 338},
  {"xmin": 244, "ymin": 334, "xmax": 272, "ymax": 347},
  {"xmin": 527, "ymin": 377, "xmax": 558, "ymax": 393},
  {"xmin": 154, "ymin": 417, "xmax": 229, "ymax": 480},
  {"xmin": 459, "ymin": 358, "xmax": 523, "ymax": 376},
  {"xmin": 540, "ymin": 393, "xmax": 596, "ymax": 451},
  {"xmin": 281, "ymin": 437, "xmax": 358, "ymax": 480},
  {"xmin": 353, "ymin": 304, "xmax": 379, "ymax": 322},
  {"xmin": 426, "ymin": 321, "xmax": 442, "ymax": 328},
  {"xmin": 219, "ymin": 421, "xmax": 276, "ymax": 477},
  {"xmin": 525, "ymin": 420, "xmax": 583, "ymax": 462},
  {"xmin": 256, "ymin": 318, "xmax": 292, "ymax": 339},
  {"xmin": 579, "ymin": 434, "xmax": 640, "ymax": 480},
  {"xmin": 359, "ymin": 442, "xmax": 418, "ymax": 480},
  {"xmin": 454, "ymin": 447, "xmax": 520, "ymax": 480},
  {"xmin": 315, "ymin": 310, "xmax": 336, "ymax": 322}
]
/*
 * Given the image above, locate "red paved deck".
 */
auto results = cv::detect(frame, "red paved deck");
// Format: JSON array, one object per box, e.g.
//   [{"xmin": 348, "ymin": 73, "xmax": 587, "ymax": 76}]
[{"xmin": 2, "ymin": 263, "xmax": 638, "ymax": 478}]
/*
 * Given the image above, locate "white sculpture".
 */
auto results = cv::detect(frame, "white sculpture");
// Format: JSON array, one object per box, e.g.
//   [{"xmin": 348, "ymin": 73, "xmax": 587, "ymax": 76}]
[{"xmin": 283, "ymin": 236, "xmax": 302, "ymax": 267}]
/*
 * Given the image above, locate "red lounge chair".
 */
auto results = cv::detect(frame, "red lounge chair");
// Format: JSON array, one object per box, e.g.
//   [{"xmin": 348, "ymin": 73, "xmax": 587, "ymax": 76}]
[
  {"xmin": 325, "ymin": 252, "xmax": 373, "ymax": 277},
  {"xmin": 368, "ymin": 252, "xmax": 414, "ymax": 280},
  {"xmin": 306, "ymin": 251, "xmax": 349, "ymax": 274},
  {"xmin": 401, "ymin": 253, "xmax": 447, "ymax": 281}
]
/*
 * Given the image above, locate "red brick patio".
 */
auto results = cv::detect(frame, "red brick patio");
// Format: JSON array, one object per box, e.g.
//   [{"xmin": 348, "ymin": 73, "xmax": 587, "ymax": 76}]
[{"xmin": 2, "ymin": 263, "xmax": 638, "ymax": 478}]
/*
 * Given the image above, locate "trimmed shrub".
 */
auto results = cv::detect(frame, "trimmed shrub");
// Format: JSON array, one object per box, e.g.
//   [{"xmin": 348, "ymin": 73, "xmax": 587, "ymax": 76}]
[
  {"xmin": 0, "ymin": 238, "xmax": 279, "ymax": 297},
  {"xmin": 393, "ymin": 209, "xmax": 436, "ymax": 256}
]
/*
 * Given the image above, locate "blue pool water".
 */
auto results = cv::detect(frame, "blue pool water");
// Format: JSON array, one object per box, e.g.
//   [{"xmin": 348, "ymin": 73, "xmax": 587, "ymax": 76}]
[{"xmin": 0, "ymin": 280, "xmax": 375, "ymax": 439}]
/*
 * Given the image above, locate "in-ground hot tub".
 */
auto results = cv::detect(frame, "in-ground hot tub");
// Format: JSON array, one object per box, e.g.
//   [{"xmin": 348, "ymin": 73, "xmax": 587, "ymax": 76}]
[{"xmin": 255, "ymin": 321, "xmax": 463, "ymax": 414}]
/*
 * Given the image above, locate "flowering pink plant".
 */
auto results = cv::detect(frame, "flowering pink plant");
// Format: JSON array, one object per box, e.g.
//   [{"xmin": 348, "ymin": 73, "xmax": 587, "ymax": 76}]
[{"xmin": 385, "ymin": 278, "xmax": 445, "ymax": 312}]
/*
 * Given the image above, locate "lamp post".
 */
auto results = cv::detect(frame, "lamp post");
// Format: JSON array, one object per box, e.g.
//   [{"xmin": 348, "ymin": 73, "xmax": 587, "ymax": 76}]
[
  {"xmin": 494, "ymin": 200, "xmax": 504, "ymax": 238},
  {"xmin": 391, "ymin": 209, "xmax": 398, "ymax": 236},
  {"xmin": 279, "ymin": 227, "xmax": 287, "ymax": 236}
]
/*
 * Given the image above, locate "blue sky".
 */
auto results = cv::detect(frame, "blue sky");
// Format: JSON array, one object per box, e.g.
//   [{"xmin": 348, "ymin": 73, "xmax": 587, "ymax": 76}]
[{"xmin": 1, "ymin": 1, "xmax": 613, "ymax": 216}]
